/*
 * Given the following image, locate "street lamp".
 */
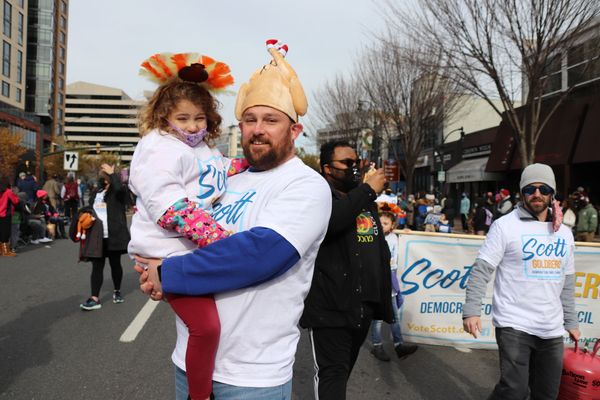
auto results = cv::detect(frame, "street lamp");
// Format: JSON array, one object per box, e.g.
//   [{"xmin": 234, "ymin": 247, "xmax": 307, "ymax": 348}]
[
  {"xmin": 441, "ymin": 127, "xmax": 465, "ymax": 145},
  {"xmin": 435, "ymin": 127, "xmax": 465, "ymax": 193}
]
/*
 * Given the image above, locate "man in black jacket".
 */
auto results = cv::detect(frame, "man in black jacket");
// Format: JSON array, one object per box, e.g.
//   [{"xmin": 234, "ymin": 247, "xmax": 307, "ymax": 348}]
[{"xmin": 300, "ymin": 140, "xmax": 394, "ymax": 400}]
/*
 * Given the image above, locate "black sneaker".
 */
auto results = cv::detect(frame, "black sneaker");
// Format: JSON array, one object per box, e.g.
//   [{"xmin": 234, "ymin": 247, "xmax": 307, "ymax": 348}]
[
  {"xmin": 371, "ymin": 345, "xmax": 391, "ymax": 362},
  {"xmin": 395, "ymin": 343, "xmax": 418, "ymax": 359},
  {"xmin": 113, "ymin": 291, "xmax": 124, "ymax": 304},
  {"xmin": 80, "ymin": 298, "xmax": 101, "ymax": 311}
]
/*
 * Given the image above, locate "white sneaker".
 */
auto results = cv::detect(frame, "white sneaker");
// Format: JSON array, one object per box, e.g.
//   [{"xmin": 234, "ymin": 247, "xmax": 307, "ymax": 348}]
[
  {"xmin": 39, "ymin": 237, "xmax": 53, "ymax": 243},
  {"xmin": 30, "ymin": 239, "xmax": 40, "ymax": 244}
]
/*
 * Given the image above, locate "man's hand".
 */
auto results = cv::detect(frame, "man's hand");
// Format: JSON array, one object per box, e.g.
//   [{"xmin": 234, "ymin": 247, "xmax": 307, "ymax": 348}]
[
  {"xmin": 100, "ymin": 163, "xmax": 115, "ymax": 175},
  {"xmin": 364, "ymin": 168, "xmax": 386, "ymax": 194},
  {"xmin": 567, "ymin": 328, "xmax": 581, "ymax": 342},
  {"xmin": 463, "ymin": 316, "xmax": 482, "ymax": 338},
  {"xmin": 134, "ymin": 255, "xmax": 163, "ymax": 301}
]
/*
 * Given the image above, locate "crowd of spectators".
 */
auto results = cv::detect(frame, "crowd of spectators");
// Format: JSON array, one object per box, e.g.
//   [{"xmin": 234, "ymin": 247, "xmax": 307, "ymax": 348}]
[
  {"xmin": 3, "ymin": 172, "xmax": 104, "ymax": 254},
  {"xmin": 376, "ymin": 187, "xmax": 598, "ymax": 241}
]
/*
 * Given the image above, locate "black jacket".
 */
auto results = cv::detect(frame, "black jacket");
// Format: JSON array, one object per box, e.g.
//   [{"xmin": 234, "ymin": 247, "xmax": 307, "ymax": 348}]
[
  {"xmin": 69, "ymin": 206, "xmax": 104, "ymax": 261},
  {"xmin": 300, "ymin": 183, "xmax": 394, "ymax": 329},
  {"xmin": 86, "ymin": 173, "xmax": 130, "ymax": 253}
]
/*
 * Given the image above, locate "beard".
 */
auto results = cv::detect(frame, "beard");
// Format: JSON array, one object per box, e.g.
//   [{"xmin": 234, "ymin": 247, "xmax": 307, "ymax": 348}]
[
  {"xmin": 242, "ymin": 131, "xmax": 294, "ymax": 171},
  {"xmin": 523, "ymin": 195, "xmax": 550, "ymax": 215}
]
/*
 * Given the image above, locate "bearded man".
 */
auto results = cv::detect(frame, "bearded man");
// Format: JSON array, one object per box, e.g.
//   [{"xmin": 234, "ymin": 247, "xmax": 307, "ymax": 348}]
[
  {"xmin": 136, "ymin": 41, "xmax": 332, "ymax": 400},
  {"xmin": 463, "ymin": 163, "xmax": 580, "ymax": 400}
]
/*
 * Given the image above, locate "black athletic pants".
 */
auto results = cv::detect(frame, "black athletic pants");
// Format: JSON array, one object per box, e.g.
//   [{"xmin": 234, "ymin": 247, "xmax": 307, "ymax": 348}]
[
  {"xmin": 308, "ymin": 319, "xmax": 371, "ymax": 400},
  {"xmin": 90, "ymin": 240, "xmax": 123, "ymax": 297}
]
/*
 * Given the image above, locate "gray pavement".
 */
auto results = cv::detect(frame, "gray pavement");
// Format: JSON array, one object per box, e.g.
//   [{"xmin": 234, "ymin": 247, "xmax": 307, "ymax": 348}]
[{"xmin": 0, "ymin": 236, "xmax": 498, "ymax": 399}]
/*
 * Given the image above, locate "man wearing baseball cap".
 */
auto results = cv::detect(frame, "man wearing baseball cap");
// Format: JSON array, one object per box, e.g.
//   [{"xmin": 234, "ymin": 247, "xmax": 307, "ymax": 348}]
[{"xmin": 463, "ymin": 163, "xmax": 580, "ymax": 399}]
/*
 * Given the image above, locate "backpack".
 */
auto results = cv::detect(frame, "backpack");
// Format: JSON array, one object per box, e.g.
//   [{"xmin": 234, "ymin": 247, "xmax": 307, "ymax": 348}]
[{"xmin": 64, "ymin": 182, "xmax": 79, "ymax": 201}]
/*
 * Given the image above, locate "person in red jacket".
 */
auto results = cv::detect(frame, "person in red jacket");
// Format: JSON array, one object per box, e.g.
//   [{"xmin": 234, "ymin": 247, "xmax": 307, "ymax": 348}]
[{"xmin": 0, "ymin": 176, "xmax": 19, "ymax": 256}]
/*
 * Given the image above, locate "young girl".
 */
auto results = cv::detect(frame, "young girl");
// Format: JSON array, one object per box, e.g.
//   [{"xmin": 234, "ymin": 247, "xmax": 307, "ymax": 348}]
[
  {"xmin": 370, "ymin": 203, "xmax": 418, "ymax": 361},
  {"xmin": 128, "ymin": 52, "xmax": 245, "ymax": 400}
]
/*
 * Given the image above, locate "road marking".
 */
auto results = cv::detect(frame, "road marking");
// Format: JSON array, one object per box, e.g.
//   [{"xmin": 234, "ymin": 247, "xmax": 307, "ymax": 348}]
[{"xmin": 119, "ymin": 299, "xmax": 160, "ymax": 343}]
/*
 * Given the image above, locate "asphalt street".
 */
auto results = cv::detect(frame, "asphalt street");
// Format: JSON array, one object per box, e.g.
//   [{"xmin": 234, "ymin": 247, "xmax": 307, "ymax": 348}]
[{"xmin": 0, "ymin": 236, "xmax": 498, "ymax": 399}]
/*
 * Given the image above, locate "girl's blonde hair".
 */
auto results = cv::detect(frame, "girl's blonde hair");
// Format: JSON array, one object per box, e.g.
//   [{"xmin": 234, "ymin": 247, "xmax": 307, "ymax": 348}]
[{"xmin": 138, "ymin": 81, "xmax": 222, "ymax": 142}]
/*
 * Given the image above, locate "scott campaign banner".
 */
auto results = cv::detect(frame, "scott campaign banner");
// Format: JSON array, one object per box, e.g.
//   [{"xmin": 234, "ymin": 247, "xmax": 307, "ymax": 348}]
[{"xmin": 395, "ymin": 231, "xmax": 600, "ymax": 349}]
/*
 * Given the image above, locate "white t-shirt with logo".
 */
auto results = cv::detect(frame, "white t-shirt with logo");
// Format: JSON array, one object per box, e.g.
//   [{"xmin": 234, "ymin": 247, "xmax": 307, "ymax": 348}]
[
  {"xmin": 171, "ymin": 156, "xmax": 331, "ymax": 387},
  {"xmin": 128, "ymin": 129, "xmax": 230, "ymax": 258},
  {"xmin": 92, "ymin": 190, "xmax": 108, "ymax": 238},
  {"xmin": 477, "ymin": 208, "xmax": 575, "ymax": 338}
]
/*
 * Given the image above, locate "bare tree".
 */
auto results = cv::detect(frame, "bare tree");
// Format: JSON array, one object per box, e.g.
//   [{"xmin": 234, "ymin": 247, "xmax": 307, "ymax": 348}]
[
  {"xmin": 386, "ymin": 0, "xmax": 600, "ymax": 166},
  {"xmin": 311, "ymin": 74, "xmax": 365, "ymax": 150},
  {"xmin": 357, "ymin": 38, "xmax": 463, "ymax": 194}
]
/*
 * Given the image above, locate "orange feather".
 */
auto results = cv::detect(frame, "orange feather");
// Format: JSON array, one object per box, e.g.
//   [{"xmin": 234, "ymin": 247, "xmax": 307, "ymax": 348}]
[
  {"xmin": 151, "ymin": 54, "xmax": 173, "ymax": 78},
  {"xmin": 171, "ymin": 53, "xmax": 188, "ymax": 70},
  {"xmin": 207, "ymin": 74, "xmax": 234, "ymax": 89},
  {"xmin": 210, "ymin": 62, "xmax": 231, "ymax": 76},
  {"xmin": 141, "ymin": 61, "xmax": 163, "ymax": 80},
  {"xmin": 201, "ymin": 55, "xmax": 216, "ymax": 67}
]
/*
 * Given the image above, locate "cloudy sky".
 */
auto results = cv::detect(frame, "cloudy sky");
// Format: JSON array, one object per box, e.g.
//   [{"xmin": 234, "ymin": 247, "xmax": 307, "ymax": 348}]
[{"xmin": 67, "ymin": 0, "xmax": 389, "ymax": 147}]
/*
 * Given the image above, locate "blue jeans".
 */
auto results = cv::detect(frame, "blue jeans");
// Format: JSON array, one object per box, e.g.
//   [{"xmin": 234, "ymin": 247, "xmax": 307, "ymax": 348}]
[
  {"xmin": 370, "ymin": 294, "xmax": 403, "ymax": 345},
  {"xmin": 175, "ymin": 366, "xmax": 292, "ymax": 400}
]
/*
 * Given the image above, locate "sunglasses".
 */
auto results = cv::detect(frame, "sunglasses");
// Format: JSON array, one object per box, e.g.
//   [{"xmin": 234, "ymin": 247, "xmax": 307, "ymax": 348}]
[
  {"xmin": 522, "ymin": 184, "xmax": 554, "ymax": 196},
  {"xmin": 331, "ymin": 158, "xmax": 360, "ymax": 168}
]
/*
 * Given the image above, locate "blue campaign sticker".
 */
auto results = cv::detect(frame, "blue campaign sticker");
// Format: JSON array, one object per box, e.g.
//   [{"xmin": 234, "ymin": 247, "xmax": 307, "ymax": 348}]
[{"xmin": 521, "ymin": 234, "xmax": 568, "ymax": 280}]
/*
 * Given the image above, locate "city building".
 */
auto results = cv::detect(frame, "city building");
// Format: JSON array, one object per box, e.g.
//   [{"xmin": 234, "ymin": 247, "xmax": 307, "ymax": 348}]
[
  {"xmin": 25, "ymin": 0, "xmax": 69, "ymax": 155},
  {"xmin": 214, "ymin": 124, "xmax": 242, "ymax": 158},
  {"xmin": 64, "ymin": 81, "xmax": 144, "ymax": 164},
  {"xmin": 0, "ymin": 0, "xmax": 43, "ymax": 177},
  {"xmin": 411, "ymin": 96, "xmax": 508, "ymax": 193}
]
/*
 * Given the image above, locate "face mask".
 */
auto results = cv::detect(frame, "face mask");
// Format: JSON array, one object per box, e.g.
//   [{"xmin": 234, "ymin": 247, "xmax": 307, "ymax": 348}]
[
  {"xmin": 167, "ymin": 121, "xmax": 208, "ymax": 148},
  {"xmin": 331, "ymin": 165, "xmax": 361, "ymax": 192}
]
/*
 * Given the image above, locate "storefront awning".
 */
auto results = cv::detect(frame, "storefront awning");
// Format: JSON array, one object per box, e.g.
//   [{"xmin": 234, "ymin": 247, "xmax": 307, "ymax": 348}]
[{"xmin": 446, "ymin": 157, "xmax": 503, "ymax": 183}]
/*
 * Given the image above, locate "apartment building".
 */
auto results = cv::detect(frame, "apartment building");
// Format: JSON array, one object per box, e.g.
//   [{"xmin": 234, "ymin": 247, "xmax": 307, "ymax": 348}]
[
  {"xmin": 214, "ymin": 124, "xmax": 243, "ymax": 158},
  {"xmin": 65, "ymin": 81, "xmax": 144, "ymax": 164},
  {"xmin": 25, "ymin": 0, "xmax": 68, "ymax": 147},
  {"xmin": 0, "ymin": 0, "xmax": 43, "ymax": 175}
]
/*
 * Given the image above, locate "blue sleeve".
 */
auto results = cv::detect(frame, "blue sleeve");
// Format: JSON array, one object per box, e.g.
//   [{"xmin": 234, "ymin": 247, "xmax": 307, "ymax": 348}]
[{"xmin": 161, "ymin": 227, "xmax": 300, "ymax": 295}]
